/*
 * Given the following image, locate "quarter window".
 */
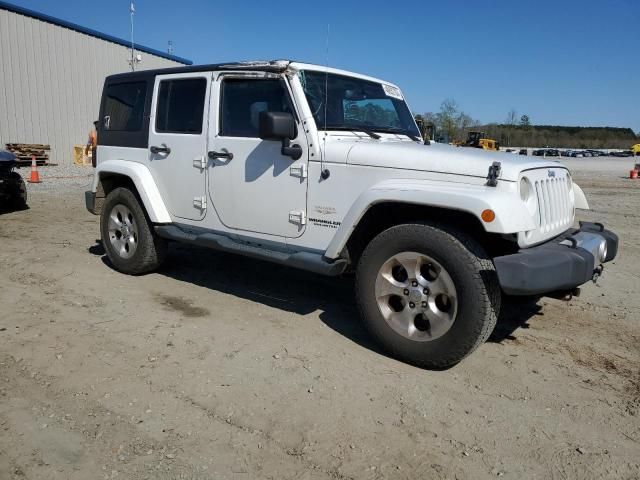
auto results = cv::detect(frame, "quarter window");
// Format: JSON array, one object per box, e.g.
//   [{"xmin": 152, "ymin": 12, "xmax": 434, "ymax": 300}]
[
  {"xmin": 103, "ymin": 81, "xmax": 147, "ymax": 131},
  {"xmin": 156, "ymin": 78, "xmax": 207, "ymax": 134},
  {"xmin": 220, "ymin": 78, "xmax": 293, "ymax": 137}
]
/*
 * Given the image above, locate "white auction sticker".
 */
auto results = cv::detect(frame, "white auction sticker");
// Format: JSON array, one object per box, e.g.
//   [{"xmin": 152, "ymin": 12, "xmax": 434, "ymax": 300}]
[{"xmin": 382, "ymin": 84, "xmax": 403, "ymax": 100}]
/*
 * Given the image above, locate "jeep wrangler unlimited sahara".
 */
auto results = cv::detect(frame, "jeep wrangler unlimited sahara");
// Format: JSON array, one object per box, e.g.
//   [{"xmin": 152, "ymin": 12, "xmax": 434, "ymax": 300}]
[{"xmin": 86, "ymin": 60, "xmax": 618, "ymax": 369}]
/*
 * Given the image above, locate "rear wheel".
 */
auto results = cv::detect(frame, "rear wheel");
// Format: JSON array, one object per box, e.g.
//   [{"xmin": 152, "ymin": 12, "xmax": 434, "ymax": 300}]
[
  {"xmin": 355, "ymin": 222, "xmax": 501, "ymax": 369},
  {"xmin": 100, "ymin": 187, "xmax": 167, "ymax": 274}
]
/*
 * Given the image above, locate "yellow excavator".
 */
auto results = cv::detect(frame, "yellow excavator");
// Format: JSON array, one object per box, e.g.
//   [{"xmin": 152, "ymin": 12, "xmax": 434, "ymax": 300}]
[{"xmin": 460, "ymin": 131, "xmax": 500, "ymax": 151}]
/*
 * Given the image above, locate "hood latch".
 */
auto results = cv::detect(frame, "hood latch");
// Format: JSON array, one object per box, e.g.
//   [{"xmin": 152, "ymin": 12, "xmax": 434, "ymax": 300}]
[{"xmin": 486, "ymin": 161, "xmax": 501, "ymax": 187}]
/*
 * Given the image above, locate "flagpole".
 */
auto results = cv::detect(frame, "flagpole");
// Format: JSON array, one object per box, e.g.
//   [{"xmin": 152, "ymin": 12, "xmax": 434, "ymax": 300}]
[{"xmin": 130, "ymin": 2, "xmax": 135, "ymax": 71}]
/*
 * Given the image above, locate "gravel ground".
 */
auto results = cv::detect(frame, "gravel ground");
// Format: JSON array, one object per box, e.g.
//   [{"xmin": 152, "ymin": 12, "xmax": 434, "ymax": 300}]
[
  {"xmin": 0, "ymin": 156, "xmax": 638, "ymax": 480},
  {"xmin": 15, "ymin": 162, "xmax": 93, "ymax": 192}
]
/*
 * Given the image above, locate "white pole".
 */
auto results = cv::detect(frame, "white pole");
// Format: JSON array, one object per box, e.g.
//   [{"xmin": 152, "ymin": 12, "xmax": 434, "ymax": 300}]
[{"xmin": 130, "ymin": 2, "xmax": 135, "ymax": 71}]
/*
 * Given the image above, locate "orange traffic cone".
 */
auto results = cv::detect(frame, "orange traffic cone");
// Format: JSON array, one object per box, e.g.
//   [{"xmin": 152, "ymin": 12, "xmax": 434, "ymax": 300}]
[{"xmin": 28, "ymin": 155, "xmax": 41, "ymax": 183}]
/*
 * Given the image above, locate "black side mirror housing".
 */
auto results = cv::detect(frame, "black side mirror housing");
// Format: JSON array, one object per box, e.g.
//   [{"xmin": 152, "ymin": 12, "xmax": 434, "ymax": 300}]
[
  {"xmin": 259, "ymin": 111, "xmax": 296, "ymax": 140},
  {"xmin": 258, "ymin": 111, "xmax": 302, "ymax": 160}
]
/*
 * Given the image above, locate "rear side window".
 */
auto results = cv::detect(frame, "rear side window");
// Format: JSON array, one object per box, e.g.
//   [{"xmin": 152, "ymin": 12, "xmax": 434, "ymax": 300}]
[
  {"xmin": 156, "ymin": 78, "xmax": 207, "ymax": 134},
  {"xmin": 103, "ymin": 82, "xmax": 147, "ymax": 131},
  {"xmin": 220, "ymin": 79, "xmax": 293, "ymax": 137}
]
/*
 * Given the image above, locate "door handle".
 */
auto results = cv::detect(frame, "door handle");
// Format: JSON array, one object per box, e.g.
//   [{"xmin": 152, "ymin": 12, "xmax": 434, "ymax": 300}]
[
  {"xmin": 150, "ymin": 144, "xmax": 171, "ymax": 155},
  {"xmin": 208, "ymin": 150, "xmax": 234, "ymax": 161}
]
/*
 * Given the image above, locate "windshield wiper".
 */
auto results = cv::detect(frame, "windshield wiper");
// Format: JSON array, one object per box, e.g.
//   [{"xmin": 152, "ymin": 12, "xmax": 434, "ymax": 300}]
[
  {"xmin": 323, "ymin": 126, "xmax": 381, "ymax": 140},
  {"xmin": 372, "ymin": 127, "xmax": 421, "ymax": 142}
]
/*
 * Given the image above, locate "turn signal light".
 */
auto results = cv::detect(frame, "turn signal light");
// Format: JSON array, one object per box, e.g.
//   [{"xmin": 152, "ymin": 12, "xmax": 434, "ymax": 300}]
[{"xmin": 481, "ymin": 209, "xmax": 496, "ymax": 223}]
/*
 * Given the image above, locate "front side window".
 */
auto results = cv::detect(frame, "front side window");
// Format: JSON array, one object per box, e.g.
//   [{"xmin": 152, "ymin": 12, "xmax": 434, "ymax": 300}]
[
  {"xmin": 220, "ymin": 78, "xmax": 293, "ymax": 137},
  {"xmin": 156, "ymin": 78, "xmax": 207, "ymax": 134},
  {"xmin": 299, "ymin": 70, "xmax": 419, "ymax": 137},
  {"xmin": 103, "ymin": 81, "xmax": 147, "ymax": 131}
]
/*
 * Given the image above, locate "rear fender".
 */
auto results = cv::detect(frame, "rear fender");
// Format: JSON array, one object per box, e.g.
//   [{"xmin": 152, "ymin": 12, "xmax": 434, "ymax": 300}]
[{"xmin": 92, "ymin": 160, "xmax": 171, "ymax": 223}]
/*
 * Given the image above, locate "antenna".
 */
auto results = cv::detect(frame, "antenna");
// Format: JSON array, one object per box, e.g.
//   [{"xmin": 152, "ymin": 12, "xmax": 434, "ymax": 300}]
[{"xmin": 320, "ymin": 23, "xmax": 331, "ymax": 181}]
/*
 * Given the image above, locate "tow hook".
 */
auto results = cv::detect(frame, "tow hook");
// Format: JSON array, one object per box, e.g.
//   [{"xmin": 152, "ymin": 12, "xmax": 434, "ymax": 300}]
[
  {"xmin": 592, "ymin": 264, "xmax": 604, "ymax": 283},
  {"xmin": 549, "ymin": 287, "xmax": 581, "ymax": 301}
]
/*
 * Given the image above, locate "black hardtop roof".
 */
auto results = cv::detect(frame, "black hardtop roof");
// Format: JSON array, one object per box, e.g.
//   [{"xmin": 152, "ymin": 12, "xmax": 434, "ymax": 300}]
[{"xmin": 105, "ymin": 60, "xmax": 292, "ymax": 83}]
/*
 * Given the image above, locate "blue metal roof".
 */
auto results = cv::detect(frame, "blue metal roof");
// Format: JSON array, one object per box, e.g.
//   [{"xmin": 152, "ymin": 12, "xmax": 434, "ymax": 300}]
[{"xmin": 0, "ymin": 0, "xmax": 192, "ymax": 65}]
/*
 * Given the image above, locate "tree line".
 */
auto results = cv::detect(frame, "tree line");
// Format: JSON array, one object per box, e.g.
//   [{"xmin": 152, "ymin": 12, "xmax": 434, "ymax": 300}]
[{"xmin": 415, "ymin": 100, "xmax": 639, "ymax": 149}]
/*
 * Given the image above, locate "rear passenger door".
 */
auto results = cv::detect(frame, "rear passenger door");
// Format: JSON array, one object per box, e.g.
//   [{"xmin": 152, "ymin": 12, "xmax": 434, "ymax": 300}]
[{"xmin": 148, "ymin": 73, "xmax": 211, "ymax": 221}]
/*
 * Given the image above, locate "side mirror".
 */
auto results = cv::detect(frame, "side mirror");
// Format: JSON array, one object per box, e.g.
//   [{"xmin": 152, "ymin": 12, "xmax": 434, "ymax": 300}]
[
  {"xmin": 258, "ymin": 111, "xmax": 302, "ymax": 160},
  {"xmin": 259, "ymin": 111, "xmax": 296, "ymax": 140}
]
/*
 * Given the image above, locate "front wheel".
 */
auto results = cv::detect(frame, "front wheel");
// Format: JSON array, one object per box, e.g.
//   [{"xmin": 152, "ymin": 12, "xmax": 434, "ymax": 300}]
[
  {"xmin": 100, "ymin": 187, "xmax": 167, "ymax": 275},
  {"xmin": 355, "ymin": 223, "xmax": 501, "ymax": 369}
]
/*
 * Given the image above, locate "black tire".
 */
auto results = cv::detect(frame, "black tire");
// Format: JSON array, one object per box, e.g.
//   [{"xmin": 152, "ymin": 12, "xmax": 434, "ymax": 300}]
[
  {"xmin": 355, "ymin": 222, "xmax": 501, "ymax": 369},
  {"xmin": 100, "ymin": 187, "xmax": 167, "ymax": 275},
  {"xmin": 8, "ymin": 172, "xmax": 27, "ymax": 209}
]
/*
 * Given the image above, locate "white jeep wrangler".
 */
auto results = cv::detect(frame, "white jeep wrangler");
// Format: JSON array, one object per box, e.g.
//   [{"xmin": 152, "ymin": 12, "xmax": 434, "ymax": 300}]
[{"xmin": 86, "ymin": 60, "xmax": 618, "ymax": 368}]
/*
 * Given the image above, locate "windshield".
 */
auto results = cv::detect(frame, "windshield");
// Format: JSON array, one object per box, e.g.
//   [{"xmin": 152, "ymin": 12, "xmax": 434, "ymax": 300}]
[{"xmin": 299, "ymin": 70, "xmax": 420, "ymax": 138}]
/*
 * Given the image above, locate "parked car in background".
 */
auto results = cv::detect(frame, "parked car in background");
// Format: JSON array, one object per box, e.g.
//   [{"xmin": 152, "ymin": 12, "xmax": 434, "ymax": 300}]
[
  {"xmin": 561, "ymin": 150, "xmax": 572, "ymax": 157},
  {"xmin": 0, "ymin": 150, "xmax": 27, "ymax": 211},
  {"xmin": 518, "ymin": 149, "xmax": 527, "ymax": 155},
  {"xmin": 610, "ymin": 150, "xmax": 633, "ymax": 157}
]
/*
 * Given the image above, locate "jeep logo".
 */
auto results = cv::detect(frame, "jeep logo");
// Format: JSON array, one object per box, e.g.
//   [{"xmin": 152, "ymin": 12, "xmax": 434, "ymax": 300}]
[{"xmin": 548, "ymin": 170, "xmax": 556, "ymax": 178}]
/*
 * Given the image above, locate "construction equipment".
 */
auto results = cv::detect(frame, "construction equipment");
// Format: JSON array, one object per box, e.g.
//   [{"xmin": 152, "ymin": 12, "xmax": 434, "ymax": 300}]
[
  {"xmin": 460, "ymin": 131, "xmax": 500, "ymax": 151},
  {"xmin": 414, "ymin": 117, "xmax": 435, "ymax": 144}
]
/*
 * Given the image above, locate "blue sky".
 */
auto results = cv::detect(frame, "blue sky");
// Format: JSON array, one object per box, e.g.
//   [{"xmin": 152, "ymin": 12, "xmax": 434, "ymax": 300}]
[{"xmin": 9, "ymin": 0, "xmax": 640, "ymax": 132}]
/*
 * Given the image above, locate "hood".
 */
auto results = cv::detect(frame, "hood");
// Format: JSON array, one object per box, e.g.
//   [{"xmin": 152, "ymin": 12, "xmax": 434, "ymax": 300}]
[{"xmin": 345, "ymin": 140, "xmax": 565, "ymax": 182}]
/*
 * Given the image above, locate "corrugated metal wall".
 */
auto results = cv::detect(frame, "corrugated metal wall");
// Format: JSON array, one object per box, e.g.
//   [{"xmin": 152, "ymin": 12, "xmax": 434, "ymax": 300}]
[{"xmin": 0, "ymin": 8, "xmax": 183, "ymax": 164}]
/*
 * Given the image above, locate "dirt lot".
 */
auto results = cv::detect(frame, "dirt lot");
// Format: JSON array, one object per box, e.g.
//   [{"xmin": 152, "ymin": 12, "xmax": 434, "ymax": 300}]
[{"xmin": 1, "ymin": 157, "xmax": 639, "ymax": 479}]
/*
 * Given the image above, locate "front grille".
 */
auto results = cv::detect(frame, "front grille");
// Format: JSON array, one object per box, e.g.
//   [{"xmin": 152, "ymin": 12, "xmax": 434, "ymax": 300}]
[{"xmin": 534, "ymin": 176, "xmax": 573, "ymax": 234}]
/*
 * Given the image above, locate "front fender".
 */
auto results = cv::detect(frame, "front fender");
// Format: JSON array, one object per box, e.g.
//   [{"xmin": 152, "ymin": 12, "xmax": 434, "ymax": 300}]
[
  {"xmin": 92, "ymin": 160, "xmax": 171, "ymax": 223},
  {"xmin": 324, "ymin": 179, "xmax": 536, "ymax": 259},
  {"xmin": 573, "ymin": 182, "xmax": 589, "ymax": 210}
]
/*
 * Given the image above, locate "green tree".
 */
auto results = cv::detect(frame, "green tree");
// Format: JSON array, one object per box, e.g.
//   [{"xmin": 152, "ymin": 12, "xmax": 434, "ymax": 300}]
[
  {"xmin": 520, "ymin": 114, "xmax": 531, "ymax": 128},
  {"xmin": 436, "ymin": 99, "xmax": 459, "ymax": 143}
]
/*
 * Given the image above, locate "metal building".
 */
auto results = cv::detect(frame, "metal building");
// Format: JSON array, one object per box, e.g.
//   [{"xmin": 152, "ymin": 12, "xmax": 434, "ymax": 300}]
[{"xmin": 0, "ymin": 1, "xmax": 192, "ymax": 164}]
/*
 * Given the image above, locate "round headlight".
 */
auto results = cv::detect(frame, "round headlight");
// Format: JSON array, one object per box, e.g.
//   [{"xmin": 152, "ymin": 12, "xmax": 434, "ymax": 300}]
[{"xmin": 519, "ymin": 177, "xmax": 538, "ymax": 220}]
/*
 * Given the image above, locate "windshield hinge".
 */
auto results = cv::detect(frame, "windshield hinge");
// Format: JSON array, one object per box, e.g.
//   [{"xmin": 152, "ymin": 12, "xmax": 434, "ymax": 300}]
[{"xmin": 486, "ymin": 161, "xmax": 502, "ymax": 187}]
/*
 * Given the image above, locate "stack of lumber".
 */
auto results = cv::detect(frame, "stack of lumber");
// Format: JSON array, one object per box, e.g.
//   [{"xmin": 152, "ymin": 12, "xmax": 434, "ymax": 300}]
[{"xmin": 4, "ymin": 143, "xmax": 50, "ymax": 165}]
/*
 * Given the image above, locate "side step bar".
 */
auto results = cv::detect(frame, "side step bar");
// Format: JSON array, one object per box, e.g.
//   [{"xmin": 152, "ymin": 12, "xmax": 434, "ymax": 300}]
[{"xmin": 155, "ymin": 225, "xmax": 347, "ymax": 277}]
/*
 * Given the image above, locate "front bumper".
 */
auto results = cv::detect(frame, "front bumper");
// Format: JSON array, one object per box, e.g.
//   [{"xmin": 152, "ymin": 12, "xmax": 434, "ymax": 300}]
[{"xmin": 494, "ymin": 222, "xmax": 618, "ymax": 296}]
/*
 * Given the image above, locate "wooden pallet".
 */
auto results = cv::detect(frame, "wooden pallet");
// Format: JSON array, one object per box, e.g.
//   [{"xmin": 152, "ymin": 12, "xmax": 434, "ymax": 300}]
[
  {"xmin": 5, "ymin": 143, "xmax": 50, "ymax": 165},
  {"xmin": 16, "ymin": 157, "xmax": 48, "ymax": 167}
]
